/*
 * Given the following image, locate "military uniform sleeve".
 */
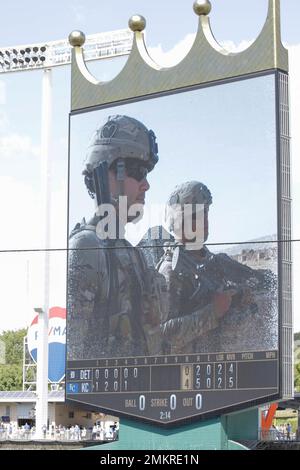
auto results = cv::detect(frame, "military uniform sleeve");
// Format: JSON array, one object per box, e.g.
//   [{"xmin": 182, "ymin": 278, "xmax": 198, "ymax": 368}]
[
  {"xmin": 158, "ymin": 256, "xmax": 219, "ymax": 353},
  {"xmin": 67, "ymin": 230, "xmax": 107, "ymax": 360},
  {"xmin": 161, "ymin": 303, "xmax": 219, "ymax": 353}
]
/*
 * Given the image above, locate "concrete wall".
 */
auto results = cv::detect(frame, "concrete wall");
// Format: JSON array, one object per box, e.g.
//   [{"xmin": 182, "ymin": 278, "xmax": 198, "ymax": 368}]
[
  {"xmin": 0, "ymin": 402, "xmax": 117, "ymax": 429},
  {"xmin": 55, "ymin": 403, "xmax": 93, "ymax": 428},
  {"xmin": 88, "ymin": 408, "xmax": 260, "ymax": 450},
  {"xmin": 97, "ymin": 417, "xmax": 227, "ymax": 450},
  {"xmin": 54, "ymin": 403, "xmax": 117, "ymax": 429},
  {"xmin": 0, "ymin": 403, "xmax": 20, "ymax": 425},
  {"xmin": 224, "ymin": 408, "xmax": 259, "ymax": 441}
]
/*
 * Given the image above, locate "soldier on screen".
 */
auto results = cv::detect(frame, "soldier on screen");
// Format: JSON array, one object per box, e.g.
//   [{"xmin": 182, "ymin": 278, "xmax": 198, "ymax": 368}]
[
  {"xmin": 67, "ymin": 115, "xmax": 167, "ymax": 360},
  {"xmin": 157, "ymin": 181, "xmax": 278, "ymax": 354}
]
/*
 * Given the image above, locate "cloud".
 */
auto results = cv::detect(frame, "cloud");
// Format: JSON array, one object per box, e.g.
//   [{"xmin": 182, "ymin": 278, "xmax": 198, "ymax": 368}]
[
  {"xmin": 71, "ymin": 3, "xmax": 86, "ymax": 24},
  {"xmin": 0, "ymin": 81, "xmax": 8, "ymax": 131},
  {"xmin": 0, "ymin": 112, "xmax": 8, "ymax": 132},
  {"xmin": 148, "ymin": 36, "xmax": 254, "ymax": 67},
  {"xmin": 0, "ymin": 254, "xmax": 29, "ymax": 332},
  {"xmin": 0, "ymin": 114, "xmax": 68, "ymax": 332},
  {"xmin": 0, "ymin": 176, "xmax": 42, "ymax": 248},
  {"xmin": 0, "ymin": 176, "xmax": 41, "ymax": 332},
  {"xmin": 0, "ymin": 175, "xmax": 67, "ymax": 333},
  {"xmin": 219, "ymin": 40, "xmax": 253, "ymax": 52},
  {"xmin": 0, "ymin": 80, "xmax": 5, "ymax": 105},
  {"xmin": 0, "ymin": 133, "xmax": 40, "ymax": 160},
  {"xmin": 148, "ymin": 34, "xmax": 195, "ymax": 67}
]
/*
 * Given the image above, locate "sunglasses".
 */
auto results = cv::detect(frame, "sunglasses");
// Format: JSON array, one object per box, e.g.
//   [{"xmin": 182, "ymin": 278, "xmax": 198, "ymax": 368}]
[{"xmin": 126, "ymin": 165, "xmax": 148, "ymax": 182}]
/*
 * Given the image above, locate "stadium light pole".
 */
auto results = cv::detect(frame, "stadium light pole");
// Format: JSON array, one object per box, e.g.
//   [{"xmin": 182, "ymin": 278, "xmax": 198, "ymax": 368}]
[
  {"xmin": 33, "ymin": 307, "xmax": 48, "ymax": 438},
  {"xmin": 0, "ymin": 30, "xmax": 132, "ymax": 73},
  {"xmin": 0, "ymin": 30, "xmax": 132, "ymax": 438},
  {"xmin": 33, "ymin": 68, "xmax": 52, "ymax": 439}
]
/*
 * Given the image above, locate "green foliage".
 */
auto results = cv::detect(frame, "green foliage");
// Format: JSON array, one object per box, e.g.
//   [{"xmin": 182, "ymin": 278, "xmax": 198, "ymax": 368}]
[
  {"xmin": 0, "ymin": 328, "xmax": 27, "ymax": 365},
  {"xmin": 24, "ymin": 363, "xmax": 37, "ymax": 384},
  {"xmin": 294, "ymin": 332, "xmax": 300, "ymax": 341},
  {"xmin": 274, "ymin": 417, "xmax": 298, "ymax": 433},
  {"xmin": 0, "ymin": 364, "xmax": 23, "ymax": 391},
  {"xmin": 0, "ymin": 329, "xmax": 27, "ymax": 391},
  {"xmin": 294, "ymin": 362, "xmax": 300, "ymax": 392}
]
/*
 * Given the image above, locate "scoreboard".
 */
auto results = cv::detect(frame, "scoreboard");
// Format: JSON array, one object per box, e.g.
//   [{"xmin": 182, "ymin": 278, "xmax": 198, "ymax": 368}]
[
  {"xmin": 66, "ymin": 350, "xmax": 278, "ymax": 424},
  {"xmin": 66, "ymin": 63, "xmax": 286, "ymax": 425}
]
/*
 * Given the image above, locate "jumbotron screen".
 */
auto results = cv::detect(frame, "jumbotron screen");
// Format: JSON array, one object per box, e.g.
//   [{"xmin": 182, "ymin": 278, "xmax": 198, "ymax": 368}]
[{"xmin": 66, "ymin": 73, "xmax": 280, "ymax": 424}]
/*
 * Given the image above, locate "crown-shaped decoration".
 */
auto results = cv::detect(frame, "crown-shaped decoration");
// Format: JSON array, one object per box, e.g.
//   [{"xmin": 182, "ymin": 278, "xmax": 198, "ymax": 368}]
[{"xmin": 68, "ymin": 0, "xmax": 288, "ymax": 112}]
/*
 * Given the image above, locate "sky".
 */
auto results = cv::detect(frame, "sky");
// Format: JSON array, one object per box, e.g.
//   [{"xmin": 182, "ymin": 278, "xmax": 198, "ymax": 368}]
[
  {"xmin": 0, "ymin": 0, "xmax": 299, "ymax": 333},
  {"xmin": 69, "ymin": 74, "xmax": 277, "ymax": 245}
]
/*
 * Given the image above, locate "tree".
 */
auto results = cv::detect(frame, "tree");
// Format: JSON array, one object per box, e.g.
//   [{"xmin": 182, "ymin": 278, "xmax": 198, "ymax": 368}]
[
  {"xmin": 294, "ymin": 332, "xmax": 300, "ymax": 342},
  {"xmin": 0, "ymin": 364, "xmax": 23, "ymax": 391},
  {"xmin": 0, "ymin": 329, "xmax": 27, "ymax": 391},
  {"xmin": 294, "ymin": 362, "xmax": 300, "ymax": 392},
  {"xmin": 0, "ymin": 328, "xmax": 27, "ymax": 365}
]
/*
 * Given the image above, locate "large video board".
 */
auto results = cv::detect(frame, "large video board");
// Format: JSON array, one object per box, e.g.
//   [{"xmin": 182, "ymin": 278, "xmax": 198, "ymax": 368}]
[{"xmin": 66, "ymin": 72, "xmax": 280, "ymax": 424}]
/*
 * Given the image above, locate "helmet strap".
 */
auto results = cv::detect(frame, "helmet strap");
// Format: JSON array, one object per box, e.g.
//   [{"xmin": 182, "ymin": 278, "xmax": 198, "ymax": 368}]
[{"xmin": 116, "ymin": 159, "xmax": 125, "ymax": 198}]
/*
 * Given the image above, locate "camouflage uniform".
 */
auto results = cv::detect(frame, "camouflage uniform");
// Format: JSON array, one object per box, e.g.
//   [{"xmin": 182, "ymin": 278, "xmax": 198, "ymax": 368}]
[
  {"xmin": 158, "ymin": 246, "xmax": 218, "ymax": 354},
  {"xmin": 68, "ymin": 222, "xmax": 167, "ymax": 359},
  {"xmin": 157, "ymin": 181, "xmax": 278, "ymax": 354},
  {"xmin": 67, "ymin": 115, "xmax": 167, "ymax": 360}
]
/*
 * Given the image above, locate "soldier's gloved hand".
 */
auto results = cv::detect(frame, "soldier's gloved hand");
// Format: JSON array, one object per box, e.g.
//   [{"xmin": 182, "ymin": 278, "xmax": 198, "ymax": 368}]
[{"xmin": 212, "ymin": 289, "xmax": 236, "ymax": 319}]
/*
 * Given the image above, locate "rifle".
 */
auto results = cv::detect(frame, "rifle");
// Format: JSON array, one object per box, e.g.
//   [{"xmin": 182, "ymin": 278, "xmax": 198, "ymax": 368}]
[{"xmin": 171, "ymin": 246, "xmax": 253, "ymax": 312}]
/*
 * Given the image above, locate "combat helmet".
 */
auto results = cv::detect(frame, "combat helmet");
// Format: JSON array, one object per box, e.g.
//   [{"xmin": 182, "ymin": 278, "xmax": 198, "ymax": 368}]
[
  {"xmin": 83, "ymin": 114, "xmax": 158, "ymax": 171},
  {"xmin": 165, "ymin": 181, "xmax": 212, "ymax": 232}
]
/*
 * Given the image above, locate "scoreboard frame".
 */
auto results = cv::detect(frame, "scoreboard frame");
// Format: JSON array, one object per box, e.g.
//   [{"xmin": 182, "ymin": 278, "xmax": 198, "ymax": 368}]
[{"xmin": 65, "ymin": 1, "xmax": 293, "ymax": 426}]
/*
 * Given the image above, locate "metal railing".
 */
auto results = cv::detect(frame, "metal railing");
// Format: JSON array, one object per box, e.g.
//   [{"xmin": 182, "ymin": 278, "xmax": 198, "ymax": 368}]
[
  {"xmin": 0, "ymin": 426, "xmax": 118, "ymax": 442},
  {"xmin": 258, "ymin": 428, "xmax": 300, "ymax": 441}
]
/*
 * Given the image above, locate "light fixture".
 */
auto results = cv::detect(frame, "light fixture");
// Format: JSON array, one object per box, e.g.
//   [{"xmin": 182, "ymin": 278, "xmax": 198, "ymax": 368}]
[
  {"xmin": 0, "ymin": 29, "xmax": 133, "ymax": 74},
  {"xmin": 34, "ymin": 307, "xmax": 44, "ymax": 314}
]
